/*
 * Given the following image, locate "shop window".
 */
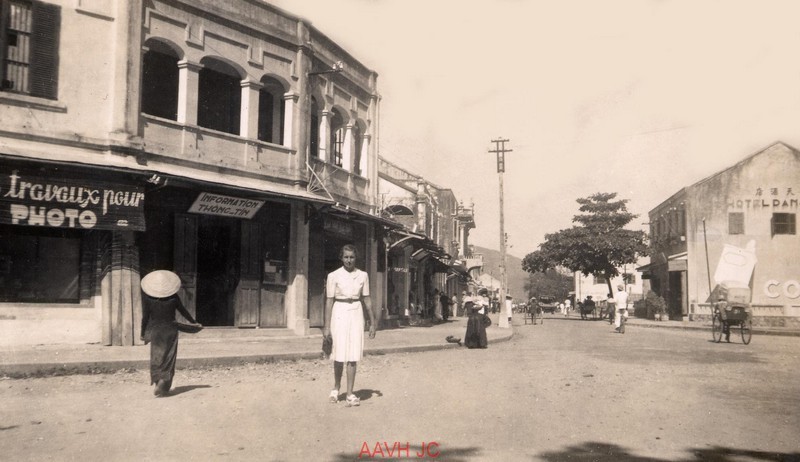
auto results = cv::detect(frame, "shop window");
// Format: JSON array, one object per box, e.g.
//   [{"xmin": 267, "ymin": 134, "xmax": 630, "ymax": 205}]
[
  {"xmin": 141, "ymin": 40, "xmax": 179, "ymax": 120},
  {"xmin": 257, "ymin": 77, "xmax": 285, "ymax": 144},
  {"xmin": 772, "ymin": 213, "xmax": 796, "ymax": 235},
  {"xmin": 0, "ymin": 0, "xmax": 60, "ymax": 99},
  {"xmin": 728, "ymin": 212, "xmax": 744, "ymax": 235},
  {"xmin": 197, "ymin": 58, "xmax": 241, "ymax": 135},
  {"xmin": 0, "ymin": 226, "xmax": 80, "ymax": 303}
]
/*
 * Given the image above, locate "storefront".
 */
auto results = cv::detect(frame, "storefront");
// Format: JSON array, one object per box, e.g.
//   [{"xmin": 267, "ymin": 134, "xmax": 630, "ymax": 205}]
[
  {"xmin": 139, "ymin": 183, "xmax": 293, "ymax": 328},
  {"xmin": 0, "ymin": 159, "xmax": 146, "ymax": 346}
]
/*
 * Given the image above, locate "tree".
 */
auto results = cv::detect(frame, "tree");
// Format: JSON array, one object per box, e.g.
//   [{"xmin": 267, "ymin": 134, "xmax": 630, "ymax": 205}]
[
  {"xmin": 524, "ymin": 269, "xmax": 573, "ymax": 301},
  {"xmin": 521, "ymin": 192, "xmax": 648, "ymax": 296}
]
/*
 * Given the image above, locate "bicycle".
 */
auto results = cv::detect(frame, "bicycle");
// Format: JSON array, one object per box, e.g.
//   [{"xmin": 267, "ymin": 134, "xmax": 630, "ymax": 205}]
[{"xmin": 615, "ymin": 307, "xmax": 628, "ymax": 334}]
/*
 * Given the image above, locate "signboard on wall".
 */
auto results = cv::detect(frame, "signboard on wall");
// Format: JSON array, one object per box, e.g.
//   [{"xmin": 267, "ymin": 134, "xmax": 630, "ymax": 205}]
[
  {"xmin": 188, "ymin": 192, "xmax": 264, "ymax": 219},
  {"xmin": 0, "ymin": 168, "xmax": 145, "ymax": 231}
]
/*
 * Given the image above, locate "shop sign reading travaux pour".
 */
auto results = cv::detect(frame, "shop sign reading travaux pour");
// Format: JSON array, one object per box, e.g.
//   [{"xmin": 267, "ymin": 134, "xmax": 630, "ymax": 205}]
[{"xmin": 0, "ymin": 169, "xmax": 145, "ymax": 231}]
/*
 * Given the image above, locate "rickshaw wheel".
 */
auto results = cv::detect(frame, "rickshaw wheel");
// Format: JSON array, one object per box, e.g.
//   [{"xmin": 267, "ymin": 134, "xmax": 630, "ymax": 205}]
[
  {"xmin": 712, "ymin": 314, "xmax": 723, "ymax": 343},
  {"xmin": 741, "ymin": 319, "xmax": 752, "ymax": 345}
]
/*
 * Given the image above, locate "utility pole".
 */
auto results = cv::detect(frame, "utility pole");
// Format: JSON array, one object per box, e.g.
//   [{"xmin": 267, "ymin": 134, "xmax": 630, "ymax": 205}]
[{"xmin": 489, "ymin": 138, "xmax": 512, "ymax": 328}]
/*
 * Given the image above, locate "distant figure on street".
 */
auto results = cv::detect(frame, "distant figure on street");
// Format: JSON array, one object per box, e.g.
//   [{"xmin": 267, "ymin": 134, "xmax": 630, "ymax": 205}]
[
  {"xmin": 614, "ymin": 285, "xmax": 629, "ymax": 332},
  {"xmin": 464, "ymin": 299, "xmax": 489, "ymax": 349},
  {"xmin": 440, "ymin": 290, "xmax": 451, "ymax": 322},
  {"xmin": 433, "ymin": 289, "xmax": 444, "ymax": 321},
  {"xmin": 582, "ymin": 295, "xmax": 596, "ymax": 320},
  {"xmin": 564, "ymin": 298, "xmax": 571, "ymax": 317}
]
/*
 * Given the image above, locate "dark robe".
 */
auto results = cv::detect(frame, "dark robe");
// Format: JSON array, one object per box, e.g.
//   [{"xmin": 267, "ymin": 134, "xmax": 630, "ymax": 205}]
[
  {"xmin": 141, "ymin": 294, "xmax": 197, "ymax": 388},
  {"xmin": 464, "ymin": 303, "xmax": 488, "ymax": 349}
]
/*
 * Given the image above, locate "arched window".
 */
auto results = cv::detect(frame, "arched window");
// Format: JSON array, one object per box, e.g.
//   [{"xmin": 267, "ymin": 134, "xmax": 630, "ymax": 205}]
[
  {"xmin": 141, "ymin": 40, "xmax": 179, "ymax": 120},
  {"xmin": 330, "ymin": 109, "xmax": 344, "ymax": 167},
  {"xmin": 309, "ymin": 97, "xmax": 319, "ymax": 158},
  {"xmin": 198, "ymin": 58, "xmax": 241, "ymax": 135},
  {"xmin": 257, "ymin": 77, "xmax": 285, "ymax": 144}
]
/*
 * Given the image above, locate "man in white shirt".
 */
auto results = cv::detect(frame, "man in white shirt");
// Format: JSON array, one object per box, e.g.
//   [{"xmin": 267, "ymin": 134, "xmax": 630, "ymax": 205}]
[{"xmin": 614, "ymin": 285, "xmax": 629, "ymax": 332}]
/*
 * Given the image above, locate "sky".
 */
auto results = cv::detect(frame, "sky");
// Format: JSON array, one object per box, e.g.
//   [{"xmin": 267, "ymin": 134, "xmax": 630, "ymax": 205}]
[{"xmin": 269, "ymin": 0, "xmax": 800, "ymax": 259}]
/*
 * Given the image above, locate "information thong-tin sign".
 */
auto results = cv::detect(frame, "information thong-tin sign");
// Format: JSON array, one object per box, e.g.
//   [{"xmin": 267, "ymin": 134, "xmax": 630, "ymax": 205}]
[{"xmin": 189, "ymin": 192, "xmax": 264, "ymax": 219}]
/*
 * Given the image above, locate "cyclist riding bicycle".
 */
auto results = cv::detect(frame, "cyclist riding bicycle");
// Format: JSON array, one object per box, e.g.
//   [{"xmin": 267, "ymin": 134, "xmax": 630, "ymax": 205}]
[{"xmin": 613, "ymin": 285, "xmax": 629, "ymax": 333}]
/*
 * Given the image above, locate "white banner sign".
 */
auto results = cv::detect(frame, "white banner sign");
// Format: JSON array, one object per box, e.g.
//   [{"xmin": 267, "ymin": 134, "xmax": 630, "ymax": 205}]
[{"xmin": 189, "ymin": 192, "xmax": 264, "ymax": 219}]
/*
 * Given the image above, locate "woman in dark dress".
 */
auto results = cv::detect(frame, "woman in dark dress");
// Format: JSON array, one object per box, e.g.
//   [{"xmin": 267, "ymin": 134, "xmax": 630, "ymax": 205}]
[
  {"xmin": 464, "ymin": 300, "xmax": 488, "ymax": 349},
  {"xmin": 140, "ymin": 270, "xmax": 202, "ymax": 397}
]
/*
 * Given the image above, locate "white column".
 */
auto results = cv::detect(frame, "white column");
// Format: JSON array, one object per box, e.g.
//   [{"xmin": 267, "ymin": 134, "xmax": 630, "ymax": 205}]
[
  {"xmin": 358, "ymin": 134, "xmax": 370, "ymax": 176},
  {"xmin": 177, "ymin": 60, "xmax": 201, "ymax": 125},
  {"xmin": 239, "ymin": 79, "xmax": 262, "ymax": 138},
  {"xmin": 318, "ymin": 110, "xmax": 331, "ymax": 163},
  {"xmin": 342, "ymin": 123, "xmax": 354, "ymax": 171},
  {"xmin": 283, "ymin": 92, "xmax": 298, "ymax": 149}
]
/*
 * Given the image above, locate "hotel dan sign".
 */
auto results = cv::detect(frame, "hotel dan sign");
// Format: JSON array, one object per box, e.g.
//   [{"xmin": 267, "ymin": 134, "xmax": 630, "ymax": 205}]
[{"xmin": 0, "ymin": 169, "xmax": 145, "ymax": 231}]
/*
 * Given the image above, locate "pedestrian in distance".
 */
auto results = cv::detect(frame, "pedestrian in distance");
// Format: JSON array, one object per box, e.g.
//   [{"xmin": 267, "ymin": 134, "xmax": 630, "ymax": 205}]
[
  {"xmin": 614, "ymin": 285, "xmax": 629, "ymax": 332},
  {"xmin": 464, "ymin": 298, "xmax": 489, "ymax": 349},
  {"xmin": 323, "ymin": 244, "xmax": 376, "ymax": 407},
  {"xmin": 440, "ymin": 290, "xmax": 451, "ymax": 322},
  {"xmin": 564, "ymin": 298, "xmax": 571, "ymax": 317},
  {"xmin": 140, "ymin": 270, "xmax": 203, "ymax": 397}
]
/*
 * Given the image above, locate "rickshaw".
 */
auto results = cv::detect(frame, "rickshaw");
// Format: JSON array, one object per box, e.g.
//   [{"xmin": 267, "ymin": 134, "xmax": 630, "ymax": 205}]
[
  {"xmin": 524, "ymin": 298, "xmax": 543, "ymax": 325},
  {"xmin": 711, "ymin": 281, "xmax": 753, "ymax": 345}
]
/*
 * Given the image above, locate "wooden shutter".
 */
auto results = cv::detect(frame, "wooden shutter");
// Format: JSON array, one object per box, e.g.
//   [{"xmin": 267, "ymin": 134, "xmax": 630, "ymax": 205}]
[
  {"xmin": 29, "ymin": 1, "xmax": 60, "ymax": 99},
  {"xmin": 235, "ymin": 221, "xmax": 261, "ymax": 327},
  {"xmin": 174, "ymin": 213, "xmax": 198, "ymax": 321}
]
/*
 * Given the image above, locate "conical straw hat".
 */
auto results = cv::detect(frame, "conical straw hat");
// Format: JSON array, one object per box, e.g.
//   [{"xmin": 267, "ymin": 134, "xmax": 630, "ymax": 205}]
[{"xmin": 141, "ymin": 270, "xmax": 181, "ymax": 298}]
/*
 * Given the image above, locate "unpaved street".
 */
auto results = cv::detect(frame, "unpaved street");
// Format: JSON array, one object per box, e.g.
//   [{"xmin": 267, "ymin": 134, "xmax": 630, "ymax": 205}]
[{"xmin": 2, "ymin": 316, "xmax": 799, "ymax": 461}]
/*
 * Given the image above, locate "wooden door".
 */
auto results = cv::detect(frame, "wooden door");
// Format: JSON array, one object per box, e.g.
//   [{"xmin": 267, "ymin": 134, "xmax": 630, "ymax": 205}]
[
  {"xmin": 235, "ymin": 221, "xmax": 261, "ymax": 327},
  {"xmin": 174, "ymin": 213, "xmax": 198, "ymax": 322}
]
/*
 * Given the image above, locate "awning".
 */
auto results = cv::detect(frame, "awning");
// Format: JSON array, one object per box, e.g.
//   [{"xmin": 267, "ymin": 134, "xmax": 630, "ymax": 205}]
[
  {"xmin": 327, "ymin": 203, "xmax": 403, "ymax": 229},
  {"xmin": 381, "ymin": 204, "xmax": 414, "ymax": 216}
]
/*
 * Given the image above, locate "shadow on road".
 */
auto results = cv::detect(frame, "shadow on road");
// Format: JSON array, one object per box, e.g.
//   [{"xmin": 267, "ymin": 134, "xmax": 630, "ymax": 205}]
[
  {"xmin": 168, "ymin": 384, "xmax": 212, "ymax": 396},
  {"xmin": 353, "ymin": 388, "xmax": 383, "ymax": 402},
  {"xmin": 534, "ymin": 441, "xmax": 800, "ymax": 461}
]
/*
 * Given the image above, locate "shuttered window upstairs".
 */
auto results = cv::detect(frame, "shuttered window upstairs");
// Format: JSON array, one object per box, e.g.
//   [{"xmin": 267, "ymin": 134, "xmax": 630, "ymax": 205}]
[{"xmin": 1, "ymin": 0, "xmax": 60, "ymax": 99}]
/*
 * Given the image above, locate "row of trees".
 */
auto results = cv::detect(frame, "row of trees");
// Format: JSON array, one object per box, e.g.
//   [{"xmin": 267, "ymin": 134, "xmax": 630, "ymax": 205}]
[{"xmin": 522, "ymin": 192, "xmax": 649, "ymax": 297}]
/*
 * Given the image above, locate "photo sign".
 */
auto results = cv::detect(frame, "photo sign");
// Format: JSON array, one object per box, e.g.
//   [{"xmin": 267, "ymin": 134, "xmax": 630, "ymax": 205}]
[
  {"xmin": 188, "ymin": 192, "xmax": 264, "ymax": 219},
  {"xmin": 0, "ymin": 169, "xmax": 146, "ymax": 231}
]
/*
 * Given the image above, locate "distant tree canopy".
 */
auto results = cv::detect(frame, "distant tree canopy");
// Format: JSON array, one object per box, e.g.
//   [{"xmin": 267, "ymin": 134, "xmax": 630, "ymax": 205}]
[
  {"xmin": 522, "ymin": 192, "xmax": 649, "ymax": 295},
  {"xmin": 524, "ymin": 269, "xmax": 573, "ymax": 301}
]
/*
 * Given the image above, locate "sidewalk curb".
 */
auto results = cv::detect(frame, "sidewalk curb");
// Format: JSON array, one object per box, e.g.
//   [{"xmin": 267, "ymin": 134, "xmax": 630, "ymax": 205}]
[
  {"xmin": 0, "ymin": 328, "xmax": 514, "ymax": 378},
  {"xmin": 627, "ymin": 321, "xmax": 800, "ymax": 337}
]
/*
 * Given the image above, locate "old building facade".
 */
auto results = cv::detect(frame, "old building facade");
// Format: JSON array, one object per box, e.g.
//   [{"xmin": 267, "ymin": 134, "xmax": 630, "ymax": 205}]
[
  {"xmin": 0, "ymin": 0, "xmax": 387, "ymax": 345},
  {"xmin": 642, "ymin": 142, "xmax": 800, "ymax": 326},
  {"xmin": 378, "ymin": 157, "xmax": 477, "ymax": 322}
]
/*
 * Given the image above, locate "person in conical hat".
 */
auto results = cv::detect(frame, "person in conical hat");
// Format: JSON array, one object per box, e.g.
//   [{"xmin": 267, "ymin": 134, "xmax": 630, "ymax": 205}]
[{"xmin": 140, "ymin": 270, "xmax": 202, "ymax": 397}]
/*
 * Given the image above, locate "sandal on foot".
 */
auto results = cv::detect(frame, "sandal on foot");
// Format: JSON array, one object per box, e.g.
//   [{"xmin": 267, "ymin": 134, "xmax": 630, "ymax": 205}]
[
  {"xmin": 329, "ymin": 389, "xmax": 339, "ymax": 403},
  {"xmin": 345, "ymin": 394, "xmax": 360, "ymax": 407}
]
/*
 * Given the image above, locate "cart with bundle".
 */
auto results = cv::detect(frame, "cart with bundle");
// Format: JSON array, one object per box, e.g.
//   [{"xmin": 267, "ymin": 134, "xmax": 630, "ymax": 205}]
[{"xmin": 711, "ymin": 281, "xmax": 753, "ymax": 345}]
